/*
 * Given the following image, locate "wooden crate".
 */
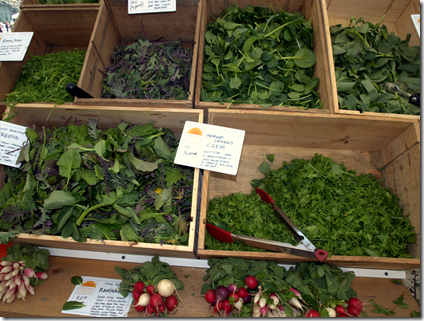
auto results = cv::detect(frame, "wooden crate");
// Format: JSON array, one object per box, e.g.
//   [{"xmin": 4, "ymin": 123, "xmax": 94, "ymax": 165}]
[
  {"xmin": 197, "ymin": 109, "xmax": 420, "ymax": 270},
  {"xmin": 0, "ymin": 6, "xmax": 99, "ymax": 107},
  {"xmin": 75, "ymin": 0, "xmax": 202, "ymax": 108},
  {"xmin": 323, "ymin": 0, "xmax": 420, "ymax": 120},
  {"xmin": 0, "ymin": 104, "xmax": 203, "ymax": 258},
  {"xmin": 194, "ymin": 0, "xmax": 334, "ymax": 121},
  {"xmin": 20, "ymin": 0, "xmax": 101, "ymax": 10}
]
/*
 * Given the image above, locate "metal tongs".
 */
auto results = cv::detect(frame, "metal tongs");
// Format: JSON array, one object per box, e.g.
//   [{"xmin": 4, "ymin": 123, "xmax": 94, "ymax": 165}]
[
  {"xmin": 206, "ymin": 188, "xmax": 328, "ymax": 262},
  {"xmin": 385, "ymin": 82, "xmax": 420, "ymax": 107}
]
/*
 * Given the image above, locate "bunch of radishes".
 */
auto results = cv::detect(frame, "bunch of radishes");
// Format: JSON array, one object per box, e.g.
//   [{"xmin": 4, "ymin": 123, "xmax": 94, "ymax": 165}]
[
  {"xmin": 0, "ymin": 260, "xmax": 48, "ymax": 304},
  {"xmin": 131, "ymin": 279, "xmax": 183, "ymax": 316}
]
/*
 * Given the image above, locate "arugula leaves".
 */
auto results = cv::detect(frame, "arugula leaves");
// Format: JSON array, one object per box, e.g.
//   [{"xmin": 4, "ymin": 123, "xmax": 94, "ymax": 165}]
[
  {"xmin": 331, "ymin": 16, "xmax": 420, "ymax": 115},
  {"xmin": 100, "ymin": 39, "xmax": 192, "ymax": 100},
  {"xmin": 250, "ymin": 153, "xmax": 416, "ymax": 258},
  {"xmin": 0, "ymin": 120, "xmax": 194, "ymax": 246},
  {"xmin": 200, "ymin": 4, "xmax": 322, "ymax": 109},
  {"xmin": 115, "ymin": 256, "xmax": 184, "ymax": 298}
]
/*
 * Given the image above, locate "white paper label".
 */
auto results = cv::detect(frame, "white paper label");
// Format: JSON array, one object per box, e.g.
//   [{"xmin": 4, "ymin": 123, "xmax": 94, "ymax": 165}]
[
  {"xmin": 61, "ymin": 276, "xmax": 132, "ymax": 317},
  {"xmin": 0, "ymin": 32, "xmax": 34, "ymax": 61},
  {"xmin": 174, "ymin": 121, "xmax": 245, "ymax": 176},
  {"xmin": 411, "ymin": 14, "xmax": 420, "ymax": 37},
  {"xmin": 128, "ymin": 0, "xmax": 176, "ymax": 14},
  {"xmin": 0, "ymin": 121, "xmax": 28, "ymax": 168}
]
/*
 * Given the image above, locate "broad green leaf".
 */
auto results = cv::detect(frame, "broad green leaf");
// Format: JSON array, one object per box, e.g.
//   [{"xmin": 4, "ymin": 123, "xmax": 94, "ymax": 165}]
[
  {"xmin": 71, "ymin": 276, "xmax": 83, "ymax": 285},
  {"xmin": 43, "ymin": 190, "xmax": 76, "ymax": 210},
  {"xmin": 223, "ymin": 21, "xmax": 242, "ymax": 30},
  {"xmin": 62, "ymin": 301, "xmax": 86, "ymax": 311},
  {"xmin": 230, "ymin": 76, "xmax": 242, "ymax": 89},
  {"xmin": 293, "ymin": 48, "xmax": 316, "ymax": 68},
  {"xmin": 129, "ymin": 153, "xmax": 158, "ymax": 172}
]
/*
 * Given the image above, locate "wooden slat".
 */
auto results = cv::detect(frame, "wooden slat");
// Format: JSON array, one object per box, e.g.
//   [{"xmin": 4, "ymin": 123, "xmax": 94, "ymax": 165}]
[{"xmin": 0, "ymin": 256, "xmax": 418, "ymax": 317}]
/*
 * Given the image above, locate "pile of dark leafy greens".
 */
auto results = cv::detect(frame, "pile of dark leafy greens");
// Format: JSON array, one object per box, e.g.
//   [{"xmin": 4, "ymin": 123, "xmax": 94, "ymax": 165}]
[
  {"xmin": 3, "ymin": 50, "xmax": 86, "ymax": 121},
  {"xmin": 100, "ymin": 38, "xmax": 192, "ymax": 100},
  {"xmin": 331, "ymin": 16, "xmax": 420, "ymax": 115},
  {"xmin": 37, "ymin": 0, "xmax": 98, "ymax": 3},
  {"xmin": 0, "ymin": 119, "xmax": 194, "ymax": 246},
  {"xmin": 200, "ymin": 4, "xmax": 321, "ymax": 109},
  {"xmin": 205, "ymin": 153, "xmax": 416, "ymax": 258},
  {"xmin": 115, "ymin": 255, "xmax": 185, "ymax": 298}
]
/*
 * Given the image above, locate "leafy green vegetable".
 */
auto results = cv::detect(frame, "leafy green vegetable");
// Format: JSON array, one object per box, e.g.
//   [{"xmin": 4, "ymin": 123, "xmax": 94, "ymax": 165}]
[
  {"xmin": 1, "ymin": 243, "xmax": 50, "ymax": 272},
  {"xmin": 0, "ymin": 119, "xmax": 194, "ymax": 246},
  {"xmin": 200, "ymin": 4, "xmax": 322, "ymax": 109},
  {"xmin": 3, "ymin": 50, "xmax": 86, "ymax": 121},
  {"xmin": 71, "ymin": 276, "xmax": 83, "ymax": 285},
  {"xmin": 62, "ymin": 301, "xmax": 87, "ymax": 310},
  {"xmin": 369, "ymin": 299, "xmax": 396, "ymax": 316},
  {"xmin": 411, "ymin": 311, "xmax": 420, "ymax": 317},
  {"xmin": 115, "ymin": 256, "xmax": 184, "ymax": 298},
  {"xmin": 392, "ymin": 293, "xmax": 412, "ymax": 310},
  {"xmin": 250, "ymin": 153, "xmax": 416, "ymax": 258},
  {"xmin": 330, "ymin": 16, "xmax": 420, "ymax": 115},
  {"xmin": 100, "ymin": 38, "xmax": 192, "ymax": 100}
]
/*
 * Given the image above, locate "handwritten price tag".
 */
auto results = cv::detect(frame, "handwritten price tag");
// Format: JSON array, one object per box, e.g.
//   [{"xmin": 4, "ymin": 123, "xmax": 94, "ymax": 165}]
[
  {"xmin": 128, "ymin": 0, "xmax": 176, "ymax": 14},
  {"xmin": 174, "ymin": 121, "xmax": 245, "ymax": 175},
  {"xmin": 0, "ymin": 121, "xmax": 28, "ymax": 168},
  {"xmin": 0, "ymin": 32, "xmax": 33, "ymax": 61}
]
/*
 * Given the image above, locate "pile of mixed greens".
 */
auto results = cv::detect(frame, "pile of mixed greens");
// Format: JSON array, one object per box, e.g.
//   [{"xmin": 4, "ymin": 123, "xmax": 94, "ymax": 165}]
[
  {"xmin": 0, "ymin": 119, "xmax": 194, "ymax": 246},
  {"xmin": 331, "ymin": 16, "xmax": 420, "ymax": 115},
  {"xmin": 100, "ymin": 38, "xmax": 192, "ymax": 100},
  {"xmin": 206, "ymin": 154, "xmax": 416, "ymax": 258},
  {"xmin": 200, "ymin": 4, "xmax": 321, "ymax": 109}
]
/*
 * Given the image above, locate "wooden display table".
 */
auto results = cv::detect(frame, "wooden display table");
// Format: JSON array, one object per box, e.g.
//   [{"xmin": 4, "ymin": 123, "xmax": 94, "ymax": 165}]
[{"xmin": 0, "ymin": 256, "xmax": 419, "ymax": 318}]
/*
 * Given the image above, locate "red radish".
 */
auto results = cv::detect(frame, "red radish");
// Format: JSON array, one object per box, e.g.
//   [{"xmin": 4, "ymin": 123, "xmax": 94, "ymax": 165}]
[
  {"xmin": 347, "ymin": 298, "xmax": 363, "ymax": 312},
  {"xmin": 229, "ymin": 292, "xmax": 239, "ymax": 303},
  {"xmin": 336, "ymin": 305, "xmax": 347, "ymax": 315},
  {"xmin": 347, "ymin": 306, "xmax": 360, "ymax": 317},
  {"xmin": 27, "ymin": 284, "xmax": 35, "ymax": 296},
  {"xmin": 204, "ymin": 289, "xmax": 216, "ymax": 304},
  {"xmin": 23, "ymin": 267, "xmax": 35, "ymax": 278},
  {"xmin": 260, "ymin": 306, "xmax": 267, "ymax": 317},
  {"xmin": 146, "ymin": 285, "xmax": 156, "ymax": 295},
  {"xmin": 228, "ymin": 284, "xmax": 237, "ymax": 293},
  {"xmin": 337, "ymin": 314, "xmax": 350, "ymax": 317},
  {"xmin": 35, "ymin": 272, "xmax": 48, "ymax": 280},
  {"xmin": 222, "ymin": 300, "xmax": 233, "ymax": 314},
  {"xmin": 165, "ymin": 295, "xmax": 178, "ymax": 312},
  {"xmin": 243, "ymin": 295, "xmax": 251, "ymax": 304},
  {"xmin": 150, "ymin": 293, "xmax": 164, "ymax": 309},
  {"xmin": 244, "ymin": 275, "xmax": 258, "ymax": 289},
  {"xmin": 145, "ymin": 305, "xmax": 155, "ymax": 315},
  {"xmin": 158, "ymin": 305, "xmax": 165, "ymax": 313},
  {"xmin": 133, "ymin": 281, "xmax": 145, "ymax": 294},
  {"xmin": 306, "ymin": 309, "xmax": 321, "ymax": 317},
  {"xmin": 132, "ymin": 290, "xmax": 141, "ymax": 301},
  {"xmin": 213, "ymin": 300, "xmax": 223, "ymax": 315},
  {"xmin": 237, "ymin": 287, "xmax": 248, "ymax": 298},
  {"xmin": 134, "ymin": 305, "xmax": 145, "ymax": 312}
]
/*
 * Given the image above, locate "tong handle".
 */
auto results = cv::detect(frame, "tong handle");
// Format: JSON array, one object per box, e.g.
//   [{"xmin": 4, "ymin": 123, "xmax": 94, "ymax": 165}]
[{"xmin": 409, "ymin": 94, "xmax": 420, "ymax": 107}]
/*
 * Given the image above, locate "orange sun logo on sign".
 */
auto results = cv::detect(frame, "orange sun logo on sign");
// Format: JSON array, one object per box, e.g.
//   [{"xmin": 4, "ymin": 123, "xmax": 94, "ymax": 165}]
[
  {"xmin": 77, "ymin": 280, "xmax": 98, "ymax": 295},
  {"xmin": 186, "ymin": 127, "xmax": 203, "ymax": 145}
]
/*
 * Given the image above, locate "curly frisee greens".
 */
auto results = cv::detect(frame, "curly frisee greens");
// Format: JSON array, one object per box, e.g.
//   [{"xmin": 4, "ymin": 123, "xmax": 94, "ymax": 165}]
[{"xmin": 0, "ymin": 119, "xmax": 194, "ymax": 246}]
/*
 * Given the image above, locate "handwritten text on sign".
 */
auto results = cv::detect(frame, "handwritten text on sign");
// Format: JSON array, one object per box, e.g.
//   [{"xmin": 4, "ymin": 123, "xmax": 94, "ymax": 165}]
[
  {"xmin": 0, "ymin": 121, "xmax": 28, "ymax": 168},
  {"xmin": 0, "ymin": 32, "xmax": 34, "ymax": 61},
  {"xmin": 128, "ymin": 0, "xmax": 176, "ymax": 14},
  {"xmin": 61, "ymin": 276, "xmax": 132, "ymax": 317},
  {"xmin": 174, "ymin": 121, "xmax": 245, "ymax": 176}
]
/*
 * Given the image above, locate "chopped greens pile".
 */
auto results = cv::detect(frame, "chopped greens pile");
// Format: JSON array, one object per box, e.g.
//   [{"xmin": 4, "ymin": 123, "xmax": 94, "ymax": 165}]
[
  {"xmin": 37, "ymin": 0, "xmax": 98, "ymax": 3},
  {"xmin": 250, "ymin": 154, "xmax": 416, "ymax": 258},
  {"xmin": 200, "ymin": 4, "xmax": 322, "ymax": 109},
  {"xmin": 0, "ymin": 119, "xmax": 194, "ymax": 246},
  {"xmin": 4, "ymin": 50, "xmax": 86, "ymax": 121},
  {"xmin": 115, "ymin": 255, "xmax": 185, "ymax": 298},
  {"xmin": 100, "ymin": 38, "xmax": 192, "ymax": 100},
  {"xmin": 331, "ymin": 16, "xmax": 420, "ymax": 115}
]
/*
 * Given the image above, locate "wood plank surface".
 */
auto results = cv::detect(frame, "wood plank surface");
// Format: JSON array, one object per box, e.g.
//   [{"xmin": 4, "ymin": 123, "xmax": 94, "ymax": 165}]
[{"xmin": 0, "ymin": 256, "xmax": 419, "ymax": 317}]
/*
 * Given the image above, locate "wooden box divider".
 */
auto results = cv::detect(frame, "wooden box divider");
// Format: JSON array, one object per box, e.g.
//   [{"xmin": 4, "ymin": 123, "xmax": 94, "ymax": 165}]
[
  {"xmin": 75, "ymin": 0, "xmax": 203, "ymax": 108},
  {"xmin": 1, "ymin": 104, "xmax": 203, "ymax": 259},
  {"xmin": 197, "ymin": 108, "xmax": 420, "ymax": 270}
]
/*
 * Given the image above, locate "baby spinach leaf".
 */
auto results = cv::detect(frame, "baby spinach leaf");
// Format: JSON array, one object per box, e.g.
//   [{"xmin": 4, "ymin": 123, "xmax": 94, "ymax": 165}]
[{"xmin": 43, "ymin": 191, "xmax": 77, "ymax": 210}]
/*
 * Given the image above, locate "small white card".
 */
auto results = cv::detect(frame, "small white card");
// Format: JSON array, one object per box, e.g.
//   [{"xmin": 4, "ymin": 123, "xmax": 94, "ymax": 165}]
[
  {"xmin": 129, "ymin": 0, "xmax": 176, "ymax": 14},
  {"xmin": 0, "ymin": 121, "xmax": 28, "ymax": 168},
  {"xmin": 411, "ymin": 14, "xmax": 420, "ymax": 37},
  {"xmin": 174, "ymin": 121, "xmax": 245, "ymax": 176},
  {"xmin": 0, "ymin": 32, "xmax": 33, "ymax": 61},
  {"xmin": 61, "ymin": 276, "xmax": 132, "ymax": 317}
]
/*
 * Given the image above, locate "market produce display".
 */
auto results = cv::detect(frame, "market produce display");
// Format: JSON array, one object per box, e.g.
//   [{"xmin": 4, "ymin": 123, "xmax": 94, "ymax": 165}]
[
  {"xmin": 206, "ymin": 153, "xmax": 416, "ymax": 258},
  {"xmin": 3, "ymin": 50, "xmax": 86, "ymax": 121},
  {"xmin": 200, "ymin": 258, "xmax": 361, "ymax": 317},
  {"xmin": 0, "ymin": 119, "xmax": 194, "ymax": 246},
  {"xmin": 100, "ymin": 38, "xmax": 193, "ymax": 100},
  {"xmin": 200, "ymin": 4, "xmax": 321, "ymax": 109},
  {"xmin": 330, "ymin": 16, "xmax": 420, "ymax": 115},
  {"xmin": 0, "ymin": 244, "xmax": 50, "ymax": 303},
  {"xmin": 36, "ymin": 0, "xmax": 98, "ymax": 3},
  {"xmin": 115, "ymin": 256, "xmax": 185, "ymax": 316}
]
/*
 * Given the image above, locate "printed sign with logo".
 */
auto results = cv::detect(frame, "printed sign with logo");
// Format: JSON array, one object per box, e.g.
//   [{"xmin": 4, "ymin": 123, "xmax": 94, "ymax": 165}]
[
  {"xmin": 411, "ymin": 14, "xmax": 420, "ymax": 37},
  {"xmin": 128, "ymin": 0, "xmax": 176, "ymax": 14},
  {"xmin": 174, "ymin": 121, "xmax": 245, "ymax": 176}
]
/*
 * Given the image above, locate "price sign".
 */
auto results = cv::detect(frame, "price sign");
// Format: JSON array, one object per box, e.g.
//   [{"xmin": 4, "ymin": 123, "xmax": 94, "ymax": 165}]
[
  {"xmin": 174, "ymin": 121, "xmax": 245, "ymax": 176},
  {"xmin": 0, "ymin": 32, "xmax": 33, "ymax": 61},
  {"xmin": 0, "ymin": 121, "xmax": 28, "ymax": 168},
  {"xmin": 128, "ymin": 0, "xmax": 176, "ymax": 14}
]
